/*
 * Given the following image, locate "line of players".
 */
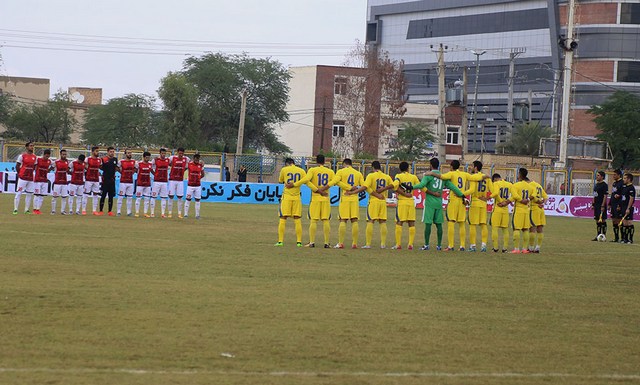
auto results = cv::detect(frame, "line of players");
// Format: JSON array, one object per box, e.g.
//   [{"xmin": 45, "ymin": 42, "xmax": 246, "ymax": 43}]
[
  {"xmin": 592, "ymin": 169, "xmax": 636, "ymax": 244},
  {"xmin": 12, "ymin": 142, "xmax": 205, "ymax": 219},
  {"xmin": 276, "ymin": 155, "xmax": 553, "ymax": 253}
]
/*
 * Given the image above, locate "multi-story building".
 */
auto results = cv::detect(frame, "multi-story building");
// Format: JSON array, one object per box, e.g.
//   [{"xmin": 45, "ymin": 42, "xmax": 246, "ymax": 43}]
[{"xmin": 366, "ymin": 0, "xmax": 640, "ymax": 164}]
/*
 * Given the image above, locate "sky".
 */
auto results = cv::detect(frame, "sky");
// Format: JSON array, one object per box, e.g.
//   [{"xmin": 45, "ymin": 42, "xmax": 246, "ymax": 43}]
[{"xmin": 0, "ymin": 0, "xmax": 368, "ymax": 102}]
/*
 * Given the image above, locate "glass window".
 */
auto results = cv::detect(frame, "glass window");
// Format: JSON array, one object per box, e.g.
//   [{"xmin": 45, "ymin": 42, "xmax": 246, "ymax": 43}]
[
  {"xmin": 446, "ymin": 126, "xmax": 459, "ymax": 145},
  {"xmin": 334, "ymin": 77, "xmax": 348, "ymax": 95},
  {"xmin": 617, "ymin": 61, "xmax": 640, "ymax": 83},
  {"xmin": 332, "ymin": 121, "xmax": 345, "ymax": 138},
  {"xmin": 621, "ymin": 4, "xmax": 640, "ymax": 24}
]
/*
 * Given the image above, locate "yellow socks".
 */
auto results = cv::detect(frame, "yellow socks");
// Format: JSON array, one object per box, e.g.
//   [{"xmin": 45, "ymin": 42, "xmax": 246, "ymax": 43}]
[
  {"xmin": 309, "ymin": 220, "xmax": 317, "ymax": 244},
  {"xmin": 459, "ymin": 222, "xmax": 466, "ymax": 248},
  {"xmin": 408, "ymin": 226, "xmax": 416, "ymax": 246},
  {"xmin": 380, "ymin": 222, "xmax": 388, "ymax": 247},
  {"xmin": 523, "ymin": 230, "xmax": 530, "ymax": 248},
  {"xmin": 366, "ymin": 222, "xmax": 374, "ymax": 246},
  {"xmin": 537, "ymin": 232, "xmax": 544, "ymax": 247},
  {"xmin": 469, "ymin": 225, "xmax": 476, "ymax": 246},
  {"xmin": 338, "ymin": 221, "xmax": 347, "ymax": 245},
  {"xmin": 323, "ymin": 220, "xmax": 331, "ymax": 245},
  {"xmin": 481, "ymin": 224, "xmax": 488, "ymax": 245},
  {"xmin": 278, "ymin": 218, "xmax": 286, "ymax": 243},
  {"xmin": 513, "ymin": 229, "xmax": 521, "ymax": 249},
  {"xmin": 294, "ymin": 218, "xmax": 302, "ymax": 243},
  {"xmin": 447, "ymin": 222, "xmax": 455, "ymax": 248},
  {"xmin": 492, "ymin": 226, "xmax": 499, "ymax": 248},
  {"xmin": 351, "ymin": 221, "xmax": 359, "ymax": 246},
  {"xmin": 529, "ymin": 231, "xmax": 536, "ymax": 248},
  {"xmin": 503, "ymin": 228, "xmax": 509, "ymax": 250},
  {"xmin": 395, "ymin": 224, "xmax": 402, "ymax": 247}
]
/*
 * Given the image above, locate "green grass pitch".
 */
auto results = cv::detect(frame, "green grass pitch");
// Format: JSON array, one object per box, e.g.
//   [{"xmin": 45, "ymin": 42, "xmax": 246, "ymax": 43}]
[{"xmin": 1, "ymin": 194, "xmax": 639, "ymax": 385}]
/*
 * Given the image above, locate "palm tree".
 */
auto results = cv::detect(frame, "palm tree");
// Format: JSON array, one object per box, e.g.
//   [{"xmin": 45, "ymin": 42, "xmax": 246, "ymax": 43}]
[{"xmin": 500, "ymin": 122, "xmax": 555, "ymax": 156}]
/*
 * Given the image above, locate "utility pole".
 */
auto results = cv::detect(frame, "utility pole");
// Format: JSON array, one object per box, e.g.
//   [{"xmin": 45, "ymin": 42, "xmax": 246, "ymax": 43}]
[
  {"xmin": 436, "ymin": 44, "xmax": 447, "ymax": 163},
  {"xmin": 471, "ymin": 49, "xmax": 486, "ymax": 154},
  {"xmin": 507, "ymin": 48, "xmax": 526, "ymax": 140},
  {"xmin": 319, "ymin": 97, "xmax": 327, "ymax": 152},
  {"xmin": 236, "ymin": 89, "xmax": 248, "ymax": 155},
  {"xmin": 558, "ymin": 0, "xmax": 578, "ymax": 168},
  {"xmin": 461, "ymin": 67, "xmax": 469, "ymax": 159}
]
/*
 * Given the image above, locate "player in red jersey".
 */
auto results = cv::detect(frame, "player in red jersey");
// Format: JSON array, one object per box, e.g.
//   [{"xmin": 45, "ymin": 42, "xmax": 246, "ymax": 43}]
[
  {"xmin": 135, "ymin": 151, "xmax": 153, "ymax": 217},
  {"xmin": 116, "ymin": 149, "xmax": 137, "ymax": 216},
  {"xmin": 151, "ymin": 148, "xmax": 170, "ymax": 218},
  {"xmin": 51, "ymin": 149, "xmax": 70, "ymax": 215},
  {"xmin": 184, "ymin": 153, "xmax": 205, "ymax": 219},
  {"xmin": 32, "ymin": 149, "xmax": 53, "ymax": 214},
  {"xmin": 68, "ymin": 154, "xmax": 86, "ymax": 215},
  {"xmin": 168, "ymin": 147, "xmax": 190, "ymax": 218},
  {"xmin": 83, "ymin": 146, "xmax": 103, "ymax": 215},
  {"xmin": 13, "ymin": 141, "xmax": 37, "ymax": 215}
]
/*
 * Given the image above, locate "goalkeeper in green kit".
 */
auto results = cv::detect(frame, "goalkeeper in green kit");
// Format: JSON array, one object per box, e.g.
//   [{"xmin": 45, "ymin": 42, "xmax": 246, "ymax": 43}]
[{"xmin": 412, "ymin": 158, "xmax": 466, "ymax": 250}]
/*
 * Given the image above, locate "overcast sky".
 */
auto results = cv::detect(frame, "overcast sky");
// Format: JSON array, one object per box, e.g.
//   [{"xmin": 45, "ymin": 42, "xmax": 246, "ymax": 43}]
[{"xmin": 0, "ymin": 0, "xmax": 368, "ymax": 102}]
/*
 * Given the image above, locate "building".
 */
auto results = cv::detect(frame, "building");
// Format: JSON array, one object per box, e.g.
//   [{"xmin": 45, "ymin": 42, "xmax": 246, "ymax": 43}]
[{"xmin": 366, "ymin": 0, "xmax": 640, "ymax": 165}]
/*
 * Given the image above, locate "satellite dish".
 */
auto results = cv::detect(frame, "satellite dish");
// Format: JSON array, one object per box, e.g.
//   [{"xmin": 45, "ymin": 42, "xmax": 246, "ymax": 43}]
[{"xmin": 71, "ymin": 91, "xmax": 85, "ymax": 104}]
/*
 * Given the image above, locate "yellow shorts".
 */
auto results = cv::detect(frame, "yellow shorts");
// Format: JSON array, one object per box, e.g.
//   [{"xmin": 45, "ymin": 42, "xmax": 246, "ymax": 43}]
[
  {"xmin": 468, "ymin": 205, "xmax": 487, "ymax": 225},
  {"xmin": 367, "ymin": 200, "xmax": 387, "ymax": 221},
  {"xmin": 446, "ymin": 199, "xmax": 466, "ymax": 222},
  {"xmin": 490, "ymin": 210, "xmax": 510, "ymax": 228},
  {"xmin": 308, "ymin": 200, "xmax": 331, "ymax": 220},
  {"xmin": 395, "ymin": 200, "xmax": 416, "ymax": 222},
  {"xmin": 512, "ymin": 207, "xmax": 531, "ymax": 230},
  {"xmin": 279, "ymin": 198, "xmax": 302, "ymax": 218},
  {"xmin": 339, "ymin": 200, "xmax": 359, "ymax": 220},
  {"xmin": 530, "ymin": 208, "xmax": 546, "ymax": 226}
]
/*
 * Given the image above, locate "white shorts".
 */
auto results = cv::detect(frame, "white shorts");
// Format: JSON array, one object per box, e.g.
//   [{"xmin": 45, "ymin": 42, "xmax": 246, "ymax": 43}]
[
  {"xmin": 186, "ymin": 186, "xmax": 202, "ymax": 200},
  {"xmin": 69, "ymin": 184, "xmax": 84, "ymax": 197},
  {"xmin": 136, "ymin": 186, "xmax": 152, "ymax": 198},
  {"xmin": 34, "ymin": 181, "xmax": 49, "ymax": 195},
  {"xmin": 119, "ymin": 182, "xmax": 134, "ymax": 197},
  {"xmin": 152, "ymin": 182, "xmax": 169, "ymax": 198},
  {"xmin": 85, "ymin": 181, "xmax": 101, "ymax": 194},
  {"xmin": 53, "ymin": 184, "xmax": 69, "ymax": 197},
  {"xmin": 16, "ymin": 179, "xmax": 35, "ymax": 194},
  {"xmin": 169, "ymin": 180, "xmax": 184, "ymax": 197}
]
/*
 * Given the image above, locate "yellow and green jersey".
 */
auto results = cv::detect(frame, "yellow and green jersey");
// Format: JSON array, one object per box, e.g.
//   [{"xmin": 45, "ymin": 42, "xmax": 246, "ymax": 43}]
[
  {"xmin": 491, "ymin": 180, "xmax": 513, "ymax": 213},
  {"xmin": 393, "ymin": 172, "xmax": 420, "ymax": 202},
  {"xmin": 278, "ymin": 165, "xmax": 307, "ymax": 199},
  {"xmin": 363, "ymin": 170, "xmax": 393, "ymax": 202},
  {"xmin": 294, "ymin": 165, "xmax": 334, "ymax": 202},
  {"xmin": 330, "ymin": 166, "xmax": 365, "ymax": 202}
]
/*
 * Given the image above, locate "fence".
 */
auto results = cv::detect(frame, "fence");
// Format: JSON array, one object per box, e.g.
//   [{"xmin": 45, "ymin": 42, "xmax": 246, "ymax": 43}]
[{"xmin": 1, "ymin": 141, "xmax": 638, "ymax": 197}]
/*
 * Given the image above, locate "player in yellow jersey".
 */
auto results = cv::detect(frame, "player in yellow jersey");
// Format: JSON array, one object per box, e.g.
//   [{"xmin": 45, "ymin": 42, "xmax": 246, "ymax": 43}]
[
  {"xmin": 323, "ymin": 158, "xmax": 364, "ymax": 249},
  {"xmin": 528, "ymin": 178, "xmax": 548, "ymax": 253},
  {"xmin": 490, "ymin": 173, "xmax": 513, "ymax": 253},
  {"xmin": 509, "ymin": 168, "xmax": 536, "ymax": 253},
  {"xmin": 290, "ymin": 154, "xmax": 333, "ymax": 248},
  {"xmin": 275, "ymin": 158, "xmax": 307, "ymax": 247},
  {"xmin": 463, "ymin": 161, "xmax": 493, "ymax": 252},
  {"xmin": 347, "ymin": 161, "xmax": 393, "ymax": 249},
  {"xmin": 428, "ymin": 160, "xmax": 486, "ymax": 251},
  {"xmin": 390, "ymin": 161, "xmax": 421, "ymax": 250}
]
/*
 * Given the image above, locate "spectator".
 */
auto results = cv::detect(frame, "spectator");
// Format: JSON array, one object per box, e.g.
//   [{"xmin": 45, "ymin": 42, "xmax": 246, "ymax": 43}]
[
  {"xmin": 238, "ymin": 165, "xmax": 247, "ymax": 182},
  {"xmin": 225, "ymin": 166, "xmax": 231, "ymax": 181}
]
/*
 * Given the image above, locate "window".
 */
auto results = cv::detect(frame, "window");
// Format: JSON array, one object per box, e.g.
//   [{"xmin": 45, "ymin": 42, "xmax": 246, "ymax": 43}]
[
  {"xmin": 621, "ymin": 4, "xmax": 640, "ymax": 24},
  {"xmin": 617, "ymin": 61, "xmax": 640, "ymax": 83},
  {"xmin": 332, "ymin": 121, "xmax": 345, "ymax": 137},
  {"xmin": 446, "ymin": 126, "xmax": 459, "ymax": 145},
  {"xmin": 334, "ymin": 77, "xmax": 348, "ymax": 95}
]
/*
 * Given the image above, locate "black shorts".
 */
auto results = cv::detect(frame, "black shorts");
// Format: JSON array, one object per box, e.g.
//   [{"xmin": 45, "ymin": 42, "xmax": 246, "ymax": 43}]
[
  {"xmin": 620, "ymin": 206, "xmax": 634, "ymax": 221},
  {"xmin": 610, "ymin": 204, "xmax": 624, "ymax": 219},
  {"xmin": 100, "ymin": 182, "xmax": 116, "ymax": 196},
  {"xmin": 594, "ymin": 206, "xmax": 607, "ymax": 221}
]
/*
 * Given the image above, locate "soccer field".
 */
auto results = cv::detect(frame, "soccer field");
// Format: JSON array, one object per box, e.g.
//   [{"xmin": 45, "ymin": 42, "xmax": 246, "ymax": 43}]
[{"xmin": 1, "ymin": 194, "xmax": 639, "ymax": 385}]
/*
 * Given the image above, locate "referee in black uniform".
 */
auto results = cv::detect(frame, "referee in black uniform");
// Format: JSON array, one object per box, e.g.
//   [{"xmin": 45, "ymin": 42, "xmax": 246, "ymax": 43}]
[
  {"xmin": 609, "ymin": 169, "xmax": 624, "ymax": 242},
  {"xmin": 592, "ymin": 170, "xmax": 608, "ymax": 241},
  {"xmin": 99, "ymin": 146, "xmax": 119, "ymax": 215}
]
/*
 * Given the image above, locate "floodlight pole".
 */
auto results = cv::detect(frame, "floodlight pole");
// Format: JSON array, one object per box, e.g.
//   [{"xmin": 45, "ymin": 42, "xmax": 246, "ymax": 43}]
[{"xmin": 236, "ymin": 89, "xmax": 248, "ymax": 155}]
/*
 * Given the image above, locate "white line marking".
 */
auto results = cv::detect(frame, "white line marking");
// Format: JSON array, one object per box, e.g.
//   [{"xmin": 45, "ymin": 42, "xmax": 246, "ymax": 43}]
[{"xmin": 1, "ymin": 368, "xmax": 639, "ymax": 380}]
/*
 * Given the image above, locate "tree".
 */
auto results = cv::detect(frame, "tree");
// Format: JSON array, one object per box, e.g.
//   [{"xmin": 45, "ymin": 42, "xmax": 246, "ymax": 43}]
[
  {"xmin": 332, "ymin": 41, "xmax": 407, "ymax": 157},
  {"xmin": 157, "ymin": 72, "xmax": 201, "ymax": 149},
  {"xmin": 0, "ymin": 92, "xmax": 13, "ymax": 124},
  {"xmin": 588, "ymin": 91, "xmax": 640, "ymax": 169},
  {"xmin": 500, "ymin": 122, "xmax": 555, "ymax": 156},
  {"xmin": 388, "ymin": 122, "xmax": 437, "ymax": 161},
  {"xmin": 182, "ymin": 53, "xmax": 291, "ymax": 153},
  {"xmin": 3, "ymin": 91, "xmax": 76, "ymax": 143},
  {"xmin": 83, "ymin": 94, "xmax": 157, "ymax": 147}
]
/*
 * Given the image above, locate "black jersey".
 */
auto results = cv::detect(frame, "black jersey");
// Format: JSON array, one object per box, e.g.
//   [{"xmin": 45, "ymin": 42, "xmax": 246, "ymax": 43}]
[
  {"xmin": 610, "ymin": 179, "xmax": 624, "ymax": 207},
  {"xmin": 620, "ymin": 183, "xmax": 636, "ymax": 208},
  {"xmin": 593, "ymin": 181, "xmax": 608, "ymax": 208}
]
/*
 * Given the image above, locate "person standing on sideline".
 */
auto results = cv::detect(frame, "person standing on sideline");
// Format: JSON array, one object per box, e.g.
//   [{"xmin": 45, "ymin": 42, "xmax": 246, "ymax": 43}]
[
  {"xmin": 135, "ymin": 152, "xmax": 153, "ymax": 218},
  {"xmin": 619, "ymin": 173, "xmax": 636, "ymax": 244},
  {"xmin": 116, "ymin": 149, "xmax": 137, "ymax": 216},
  {"xmin": 489, "ymin": 174, "xmax": 513, "ymax": 253},
  {"xmin": 225, "ymin": 166, "xmax": 231, "ymax": 182},
  {"xmin": 275, "ymin": 158, "xmax": 307, "ymax": 247},
  {"xmin": 288, "ymin": 154, "xmax": 330, "ymax": 248},
  {"xmin": 168, "ymin": 148, "xmax": 190, "ymax": 218},
  {"xmin": 68, "ymin": 154, "xmax": 86, "ymax": 215},
  {"xmin": 32, "ymin": 149, "xmax": 53, "ymax": 215},
  {"xmin": 609, "ymin": 169, "xmax": 624, "ymax": 242},
  {"xmin": 238, "ymin": 165, "xmax": 247, "ymax": 182},
  {"xmin": 184, "ymin": 153, "xmax": 205, "ymax": 219},
  {"xmin": 51, "ymin": 149, "xmax": 71, "ymax": 215},
  {"xmin": 412, "ymin": 158, "xmax": 465, "ymax": 251},
  {"xmin": 591, "ymin": 171, "xmax": 608, "ymax": 240},
  {"xmin": 13, "ymin": 141, "xmax": 37, "ymax": 215},
  {"xmin": 97, "ymin": 146, "xmax": 118, "ymax": 216},
  {"xmin": 83, "ymin": 146, "xmax": 103, "ymax": 215},
  {"xmin": 151, "ymin": 148, "xmax": 170, "ymax": 218}
]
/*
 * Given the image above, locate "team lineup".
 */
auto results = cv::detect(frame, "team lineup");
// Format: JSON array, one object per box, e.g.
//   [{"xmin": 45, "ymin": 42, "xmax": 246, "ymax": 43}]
[
  {"xmin": 12, "ymin": 142, "xmax": 206, "ymax": 219},
  {"xmin": 276, "ymin": 154, "xmax": 636, "ymax": 251}
]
